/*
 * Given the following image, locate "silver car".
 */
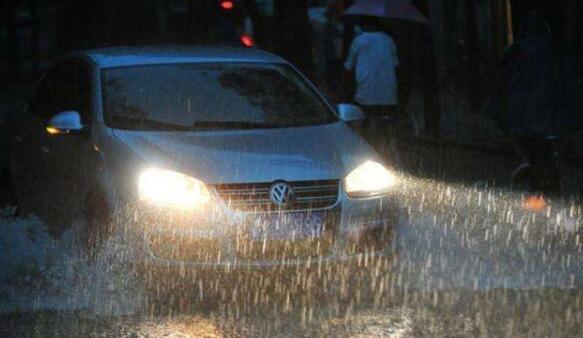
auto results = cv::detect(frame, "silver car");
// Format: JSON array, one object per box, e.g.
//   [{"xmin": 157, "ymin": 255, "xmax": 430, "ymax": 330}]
[{"xmin": 0, "ymin": 46, "xmax": 398, "ymax": 268}]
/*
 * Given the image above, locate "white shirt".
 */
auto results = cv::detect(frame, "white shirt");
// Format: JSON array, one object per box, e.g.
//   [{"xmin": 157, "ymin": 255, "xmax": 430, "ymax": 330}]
[{"xmin": 344, "ymin": 32, "xmax": 399, "ymax": 106}]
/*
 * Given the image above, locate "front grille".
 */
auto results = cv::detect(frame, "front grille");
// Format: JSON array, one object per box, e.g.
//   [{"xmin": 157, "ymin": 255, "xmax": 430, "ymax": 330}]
[{"xmin": 213, "ymin": 180, "xmax": 340, "ymax": 212}]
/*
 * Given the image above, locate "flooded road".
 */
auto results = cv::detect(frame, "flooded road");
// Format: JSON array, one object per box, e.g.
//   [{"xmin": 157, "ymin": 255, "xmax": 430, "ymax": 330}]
[
  {"xmin": 1, "ymin": 287, "xmax": 581, "ymax": 337},
  {"xmin": 1, "ymin": 176, "xmax": 581, "ymax": 337}
]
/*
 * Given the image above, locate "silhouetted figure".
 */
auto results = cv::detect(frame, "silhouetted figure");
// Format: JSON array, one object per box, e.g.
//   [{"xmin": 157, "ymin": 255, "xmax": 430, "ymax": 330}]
[{"xmin": 489, "ymin": 12, "xmax": 583, "ymax": 195}]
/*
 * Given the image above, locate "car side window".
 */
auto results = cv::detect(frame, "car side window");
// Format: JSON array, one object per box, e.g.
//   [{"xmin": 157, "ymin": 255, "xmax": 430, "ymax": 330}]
[
  {"xmin": 63, "ymin": 62, "xmax": 92, "ymax": 124},
  {"xmin": 29, "ymin": 61, "xmax": 91, "ymax": 123}
]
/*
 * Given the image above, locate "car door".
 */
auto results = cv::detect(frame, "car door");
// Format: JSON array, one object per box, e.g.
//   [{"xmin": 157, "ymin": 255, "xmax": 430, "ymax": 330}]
[
  {"xmin": 37, "ymin": 60, "xmax": 96, "ymax": 226},
  {"xmin": 10, "ymin": 65, "xmax": 64, "ymax": 216},
  {"xmin": 11, "ymin": 60, "xmax": 94, "ymax": 226}
]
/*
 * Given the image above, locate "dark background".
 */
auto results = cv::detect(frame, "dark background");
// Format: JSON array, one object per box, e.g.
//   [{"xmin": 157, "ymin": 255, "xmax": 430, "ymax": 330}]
[{"xmin": 1, "ymin": 0, "xmax": 582, "ymax": 139}]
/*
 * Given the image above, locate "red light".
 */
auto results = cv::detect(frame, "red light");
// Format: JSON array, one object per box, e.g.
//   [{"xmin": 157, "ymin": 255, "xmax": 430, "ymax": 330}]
[
  {"xmin": 221, "ymin": 1, "xmax": 234, "ymax": 10},
  {"xmin": 240, "ymin": 34, "xmax": 254, "ymax": 47},
  {"xmin": 523, "ymin": 195, "xmax": 546, "ymax": 212}
]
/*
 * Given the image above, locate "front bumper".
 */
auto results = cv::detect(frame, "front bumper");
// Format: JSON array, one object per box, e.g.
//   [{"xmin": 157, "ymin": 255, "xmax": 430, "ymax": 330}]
[{"xmin": 131, "ymin": 194, "xmax": 398, "ymax": 269}]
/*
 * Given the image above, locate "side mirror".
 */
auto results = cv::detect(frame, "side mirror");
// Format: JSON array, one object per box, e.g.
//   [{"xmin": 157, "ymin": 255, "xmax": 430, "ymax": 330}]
[
  {"xmin": 46, "ymin": 110, "xmax": 85, "ymax": 135},
  {"xmin": 337, "ymin": 103, "xmax": 365, "ymax": 122}
]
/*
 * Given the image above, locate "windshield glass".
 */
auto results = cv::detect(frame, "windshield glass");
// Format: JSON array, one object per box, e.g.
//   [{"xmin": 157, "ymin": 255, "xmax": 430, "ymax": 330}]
[{"xmin": 101, "ymin": 63, "xmax": 337, "ymax": 131}]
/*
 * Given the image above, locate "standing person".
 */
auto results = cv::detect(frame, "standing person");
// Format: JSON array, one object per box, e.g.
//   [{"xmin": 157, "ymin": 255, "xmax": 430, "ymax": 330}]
[
  {"xmin": 489, "ymin": 12, "xmax": 583, "ymax": 196},
  {"xmin": 344, "ymin": 17, "xmax": 405, "ymax": 156}
]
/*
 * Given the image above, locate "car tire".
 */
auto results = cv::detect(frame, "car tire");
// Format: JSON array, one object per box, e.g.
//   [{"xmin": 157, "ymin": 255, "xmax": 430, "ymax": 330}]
[
  {"xmin": 0, "ymin": 168, "xmax": 19, "ymax": 217},
  {"xmin": 79, "ymin": 188, "xmax": 113, "ymax": 259}
]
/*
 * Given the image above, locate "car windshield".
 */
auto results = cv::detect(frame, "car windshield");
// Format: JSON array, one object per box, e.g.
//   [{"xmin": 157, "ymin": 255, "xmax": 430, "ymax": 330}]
[{"xmin": 101, "ymin": 63, "xmax": 337, "ymax": 131}]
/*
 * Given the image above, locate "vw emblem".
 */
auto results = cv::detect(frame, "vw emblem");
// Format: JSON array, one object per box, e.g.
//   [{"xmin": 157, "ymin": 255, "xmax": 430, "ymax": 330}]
[{"xmin": 269, "ymin": 182, "xmax": 294, "ymax": 207}]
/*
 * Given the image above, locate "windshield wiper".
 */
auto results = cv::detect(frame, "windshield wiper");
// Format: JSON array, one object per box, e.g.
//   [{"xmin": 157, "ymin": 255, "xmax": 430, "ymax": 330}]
[
  {"xmin": 113, "ymin": 118, "xmax": 291, "ymax": 131},
  {"xmin": 112, "ymin": 118, "xmax": 192, "ymax": 131},
  {"xmin": 191, "ymin": 121, "xmax": 285, "ymax": 130}
]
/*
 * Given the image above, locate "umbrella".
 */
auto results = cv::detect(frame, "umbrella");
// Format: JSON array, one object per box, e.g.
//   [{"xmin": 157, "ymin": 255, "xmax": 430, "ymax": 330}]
[{"xmin": 344, "ymin": 0, "xmax": 430, "ymax": 24}]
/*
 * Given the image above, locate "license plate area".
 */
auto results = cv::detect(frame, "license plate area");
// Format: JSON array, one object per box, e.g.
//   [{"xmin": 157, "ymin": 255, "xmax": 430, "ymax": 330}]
[{"xmin": 249, "ymin": 211, "xmax": 326, "ymax": 241}]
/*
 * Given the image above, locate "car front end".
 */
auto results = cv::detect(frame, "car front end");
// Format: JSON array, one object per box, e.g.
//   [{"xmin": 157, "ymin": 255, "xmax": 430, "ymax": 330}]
[{"xmin": 130, "ymin": 163, "xmax": 399, "ymax": 269}]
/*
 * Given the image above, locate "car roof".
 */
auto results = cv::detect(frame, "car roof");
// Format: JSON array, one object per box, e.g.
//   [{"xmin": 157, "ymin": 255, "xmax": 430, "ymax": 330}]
[{"xmin": 69, "ymin": 45, "xmax": 287, "ymax": 68}]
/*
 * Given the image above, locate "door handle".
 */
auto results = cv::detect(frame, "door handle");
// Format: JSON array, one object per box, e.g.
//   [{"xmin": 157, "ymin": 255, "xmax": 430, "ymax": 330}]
[
  {"xmin": 13, "ymin": 136, "xmax": 23, "ymax": 144},
  {"xmin": 40, "ymin": 146, "xmax": 50, "ymax": 154}
]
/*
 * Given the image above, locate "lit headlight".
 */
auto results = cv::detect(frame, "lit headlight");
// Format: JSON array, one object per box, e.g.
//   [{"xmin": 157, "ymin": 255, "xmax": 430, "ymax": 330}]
[
  {"xmin": 138, "ymin": 168, "xmax": 210, "ymax": 209},
  {"xmin": 345, "ymin": 161, "xmax": 396, "ymax": 197}
]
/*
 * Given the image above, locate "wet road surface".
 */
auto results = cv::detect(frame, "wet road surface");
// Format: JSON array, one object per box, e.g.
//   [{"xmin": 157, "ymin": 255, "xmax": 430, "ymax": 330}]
[{"xmin": 1, "ymin": 175, "xmax": 582, "ymax": 337}]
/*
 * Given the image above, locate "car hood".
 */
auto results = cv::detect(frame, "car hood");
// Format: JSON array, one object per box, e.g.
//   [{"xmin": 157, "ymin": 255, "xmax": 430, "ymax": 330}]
[{"xmin": 112, "ymin": 122, "xmax": 378, "ymax": 184}]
